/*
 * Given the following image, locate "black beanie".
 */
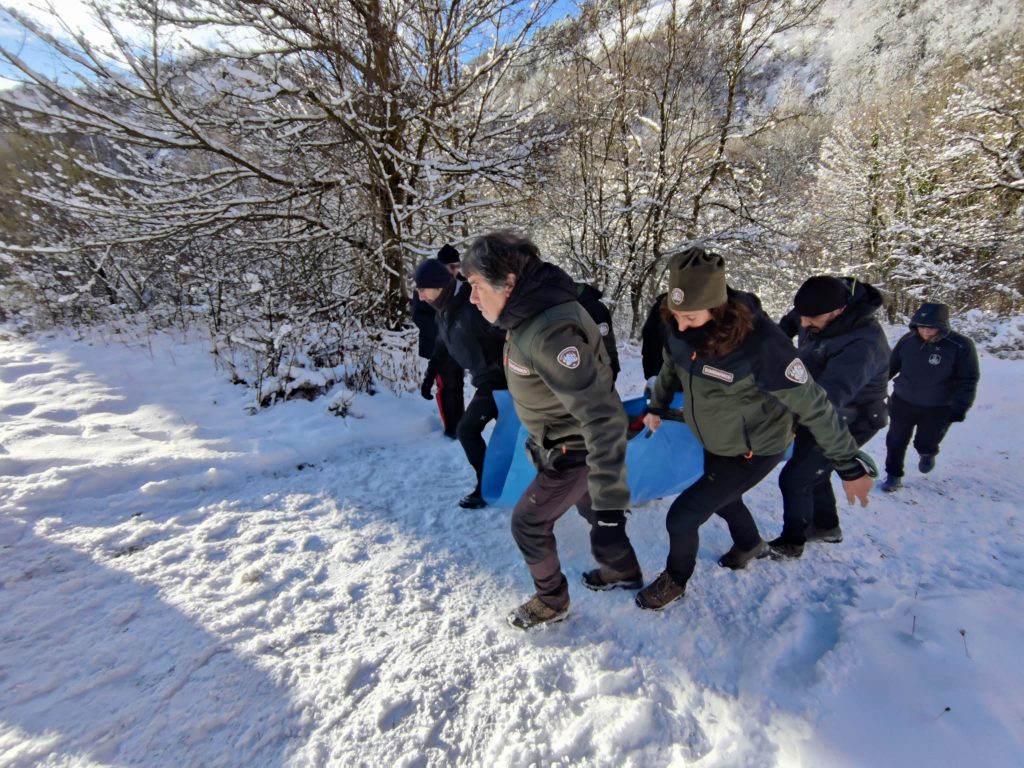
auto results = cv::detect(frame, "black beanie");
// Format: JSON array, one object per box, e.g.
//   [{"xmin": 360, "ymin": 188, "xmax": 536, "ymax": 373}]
[
  {"xmin": 414, "ymin": 259, "xmax": 453, "ymax": 289},
  {"xmin": 437, "ymin": 244, "xmax": 460, "ymax": 264},
  {"xmin": 793, "ymin": 276, "xmax": 850, "ymax": 316}
]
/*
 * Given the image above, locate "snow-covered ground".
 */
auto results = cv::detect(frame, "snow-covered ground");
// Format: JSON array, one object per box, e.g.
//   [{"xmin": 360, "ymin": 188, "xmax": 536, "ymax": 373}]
[{"xmin": 1, "ymin": 326, "xmax": 1022, "ymax": 767}]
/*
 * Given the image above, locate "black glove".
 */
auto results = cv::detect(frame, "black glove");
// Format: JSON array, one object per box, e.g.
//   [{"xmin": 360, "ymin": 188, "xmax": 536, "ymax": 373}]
[
  {"xmin": 420, "ymin": 375, "xmax": 434, "ymax": 400},
  {"xmin": 949, "ymin": 406, "xmax": 967, "ymax": 423}
]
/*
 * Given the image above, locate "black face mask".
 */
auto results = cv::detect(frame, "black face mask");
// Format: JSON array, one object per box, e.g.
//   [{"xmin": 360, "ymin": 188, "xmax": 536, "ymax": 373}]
[{"xmin": 673, "ymin": 319, "xmax": 717, "ymax": 348}]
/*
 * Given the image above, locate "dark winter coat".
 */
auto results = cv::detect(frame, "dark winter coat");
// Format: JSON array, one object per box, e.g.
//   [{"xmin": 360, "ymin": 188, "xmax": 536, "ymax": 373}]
[
  {"xmin": 411, "ymin": 293, "xmax": 437, "ymax": 359},
  {"xmin": 778, "ymin": 278, "xmax": 890, "ymax": 428},
  {"xmin": 649, "ymin": 289, "xmax": 865, "ymax": 478},
  {"xmin": 498, "ymin": 260, "xmax": 629, "ymax": 511},
  {"xmin": 641, "ymin": 293, "xmax": 668, "ymax": 380},
  {"xmin": 430, "ymin": 280, "xmax": 507, "ymax": 391},
  {"xmin": 574, "ymin": 283, "xmax": 620, "ymax": 378},
  {"xmin": 890, "ymin": 305, "xmax": 980, "ymax": 416}
]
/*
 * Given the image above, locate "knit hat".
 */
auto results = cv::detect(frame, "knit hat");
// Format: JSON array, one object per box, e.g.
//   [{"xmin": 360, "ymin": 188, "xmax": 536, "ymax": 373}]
[
  {"xmin": 910, "ymin": 302, "xmax": 950, "ymax": 332},
  {"xmin": 793, "ymin": 276, "xmax": 850, "ymax": 317},
  {"xmin": 665, "ymin": 246, "xmax": 728, "ymax": 312},
  {"xmin": 414, "ymin": 258, "xmax": 453, "ymax": 290},
  {"xmin": 437, "ymin": 244, "xmax": 460, "ymax": 265}
]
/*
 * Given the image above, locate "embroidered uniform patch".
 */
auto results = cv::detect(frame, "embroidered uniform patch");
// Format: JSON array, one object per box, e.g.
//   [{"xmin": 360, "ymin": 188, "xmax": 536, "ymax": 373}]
[
  {"xmin": 597, "ymin": 322, "xmax": 610, "ymax": 337},
  {"xmin": 702, "ymin": 364, "xmax": 734, "ymax": 383},
  {"xmin": 557, "ymin": 346, "xmax": 581, "ymax": 369},
  {"xmin": 507, "ymin": 358, "xmax": 531, "ymax": 376},
  {"xmin": 784, "ymin": 358, "xmax": 809, "ymax": 384},
  {"xmin": 670, "ymin": 287, "xmax": 685, "ymax": 305}
]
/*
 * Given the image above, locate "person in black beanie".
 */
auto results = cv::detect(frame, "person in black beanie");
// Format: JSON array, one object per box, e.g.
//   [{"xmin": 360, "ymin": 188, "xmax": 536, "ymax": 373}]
[
  {"xmin": 769, "ymin": 275, "xmax": 890, "ymax": 557},
  {"xmin": 880, "ymin": 302, "xmax": 979, "ymax": 491},
  {"xmin": 415, "ymin": 256, "xmax": 507, "ymax": 508},
  {"xmin": 415, "ymin": 245, "xmax": 466, "ymax": 437}
]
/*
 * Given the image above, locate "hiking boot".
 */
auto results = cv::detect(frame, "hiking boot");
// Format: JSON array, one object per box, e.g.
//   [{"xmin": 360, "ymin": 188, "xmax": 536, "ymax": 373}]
[
  {"xmin": 458, "ymin": 491, "xmax": 487, "ymax": 509},
  {"xmin": 805, "ymin": 525, "xmax": 843, "ymax": 544},
  {"xmin": 717, "ymin": 538, "xmax": 769, "ymax": 570},
  {"xmin": 880, "ymin": 474, "xmax": 902, "ymax": 493},
  {"xmin": 768, "ymin": 537, "xmax": 804, "ymax": 560},
  {"xmin": 918, "ymin": 454, "xmax": 936, "ymax": 474},
  {"xmin": 581, "ymin": 565, "xmax": 643, "ymax": 592},
  {"xmin": 635, "ymin": 571, "xmax": 686, "ymax": 611},
  {"xmin": 506, "ymin": 595, "xmax": 568, "ymax": 630}
]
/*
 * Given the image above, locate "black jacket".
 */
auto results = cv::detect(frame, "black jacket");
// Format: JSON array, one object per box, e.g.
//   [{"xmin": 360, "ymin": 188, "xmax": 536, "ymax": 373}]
[
  {"xmin": 575, "ymin": 282, "xmax": 620, "ymax": 377},
  {"xmin": 890, "ymin": 305, "xmax": 979, "ymax": 414},
  {"xmin": 779, "ymin": 278, "xmax": 890, "ymax": 427},
  {"xmin": 411, "ymin": 293, "xmax": 437, "ymax": 359},
  {"xmin": 640, "ymin": 292, "xmax": 668, "ymax": 380},
  {"xmin": 430, "ymin": 280, "xmax": 507, "ymax": 391}
]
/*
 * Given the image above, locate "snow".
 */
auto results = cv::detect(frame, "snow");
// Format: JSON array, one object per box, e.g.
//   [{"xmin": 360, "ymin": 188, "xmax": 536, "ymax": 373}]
[{"xmin": 2, "ymin": 326, "xmax": 1023, "ymax": 766}]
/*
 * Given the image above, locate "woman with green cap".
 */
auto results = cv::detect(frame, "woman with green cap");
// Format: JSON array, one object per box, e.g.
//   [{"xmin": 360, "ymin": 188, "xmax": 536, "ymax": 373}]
[{"xmin": 637, "ymin": 245, "xmax": 877, "ymax": 611}]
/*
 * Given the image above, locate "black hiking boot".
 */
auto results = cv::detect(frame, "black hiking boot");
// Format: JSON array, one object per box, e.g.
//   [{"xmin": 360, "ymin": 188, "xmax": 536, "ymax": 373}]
[
  {"xmin": 506, "ymin": 595, "xmax": 568, "ymax": 630},
  {"xmin": 458, "ymin": 491, "xmax": 487, "ymax": 509},
  {"xmin": 768, "ymin": 537, "xmax": 804, "ymax": 560},
  {"xmin": 805, "ymin": 525, "xmax": 843, "ymax": 544},
  {"xmin": 880, "ymin": 474, "xmax": 902, "ymax": 493},
  {"xmin": 581, "ymin": 565, "xmax": 643, "ymax": 592},
  {"xmin": 918, "ymin": 454, "xmax": 936, "ymax": 474},
  {"xmin": 635, "ymin": 571, "xmax": 686, "ymax": 611},
  {"xmin": 717, "ymin": 538, "xmax": 769, "ymax": 570}
]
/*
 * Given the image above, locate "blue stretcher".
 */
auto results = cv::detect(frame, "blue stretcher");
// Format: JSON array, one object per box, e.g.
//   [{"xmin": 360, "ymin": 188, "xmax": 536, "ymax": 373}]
[{"xmin": 481, "ymin": 390, "xmax": 705, "ymax": 508}]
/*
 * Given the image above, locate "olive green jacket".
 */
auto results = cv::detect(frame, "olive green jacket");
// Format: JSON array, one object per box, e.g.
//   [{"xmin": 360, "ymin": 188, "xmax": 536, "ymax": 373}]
[{"xmin": 500, "ymin": 271, "xmax": 629, "ymax": 511}]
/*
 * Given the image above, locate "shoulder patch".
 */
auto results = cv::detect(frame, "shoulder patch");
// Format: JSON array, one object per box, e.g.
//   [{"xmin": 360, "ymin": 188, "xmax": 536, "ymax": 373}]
[
  {"xmin": 507, "ymin": 357, "xmax": 531, "ymax": 376},
  {"xmin": 701, "ymin": 364, "xmax": 734, "ymax": 383},
  {"xmin": 597, "ymin": 322, "xmax": 610, "ymax": 337},
  {"xmin": 556, "ymin": 346, "xmax": 581, "ymax": 369},
  {"xmin": 784, "ymin": 358, "xmax": 809, "ymax": 384}
]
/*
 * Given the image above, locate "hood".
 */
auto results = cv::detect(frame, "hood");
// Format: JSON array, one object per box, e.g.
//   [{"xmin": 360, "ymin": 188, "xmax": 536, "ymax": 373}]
[
  {"xmin": 575, "ymin": 282, "xmax": 603, "ymax": 302},
  {"xmin": 910, "ymin": 302, "xmax": 950, "ymax": 333},
  {"xmin": 817, "ymin": 278, "xmax": 884, "ymax": 338},
  {"xmin": 497, "ymin": 260, "xmax": 577, "ymax": 330}
]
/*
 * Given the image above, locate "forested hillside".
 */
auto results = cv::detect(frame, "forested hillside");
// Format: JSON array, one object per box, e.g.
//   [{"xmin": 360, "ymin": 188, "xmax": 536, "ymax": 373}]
[{"xmin": 1, "ymin": 0, "xmax": 1020, "ymax": 403}]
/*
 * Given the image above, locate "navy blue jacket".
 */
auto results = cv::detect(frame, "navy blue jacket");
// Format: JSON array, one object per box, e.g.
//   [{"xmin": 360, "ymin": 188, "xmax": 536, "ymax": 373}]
[
  {"xmin": 411, "ymin": 293, "xmax": 437, "ymax": 359},
  {"xmin": 430, "ymin": 281, "xmax": 507, "ymax": 391},
  {"xmin": 890, "ymin": 306, "xmax": 979, "ymax": 415},
  {"xmin": 779, "ymin": 278, "xmax": 890, "ymax": 426}
]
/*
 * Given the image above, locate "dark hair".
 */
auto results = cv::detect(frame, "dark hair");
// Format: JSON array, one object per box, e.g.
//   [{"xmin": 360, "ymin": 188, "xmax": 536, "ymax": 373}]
[
  {"xmin": 461, "ymin": 230, "xmax": 540, "ymax": 289},
  {"xmin": 660, "ymin": 295, "xmax": 754, "ymax": 357}
]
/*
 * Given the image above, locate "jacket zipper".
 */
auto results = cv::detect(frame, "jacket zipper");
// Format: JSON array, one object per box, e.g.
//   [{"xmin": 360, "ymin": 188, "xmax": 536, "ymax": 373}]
[{"xmin": 687, "ymin": 351, "xmax": 707, "ymax": 447}]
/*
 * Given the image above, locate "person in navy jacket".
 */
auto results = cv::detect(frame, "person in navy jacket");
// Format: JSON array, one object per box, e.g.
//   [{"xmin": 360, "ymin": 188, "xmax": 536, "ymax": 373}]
[{"xmin": 881, "ymin": 302, "xmax": 980, "ymax": 491}]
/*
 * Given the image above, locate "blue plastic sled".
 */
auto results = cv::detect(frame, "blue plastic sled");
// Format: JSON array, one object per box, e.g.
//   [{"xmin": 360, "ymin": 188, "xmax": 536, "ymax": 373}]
[{"xmin": 481, "ymin": 390, "xmax": 705, "ymax": 508}]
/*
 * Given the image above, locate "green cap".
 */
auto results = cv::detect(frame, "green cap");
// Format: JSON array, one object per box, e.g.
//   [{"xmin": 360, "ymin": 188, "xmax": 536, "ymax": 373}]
[{"xmin": 666, "ymin": 246, "xmax": 727, "ymax": 311}]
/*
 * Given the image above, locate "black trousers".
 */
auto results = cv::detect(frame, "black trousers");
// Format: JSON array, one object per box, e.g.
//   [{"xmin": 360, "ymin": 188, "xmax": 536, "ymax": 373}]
[
  {"xmin": 777, "ymin": 421, "xmax": 879, "ymax": 541},
  {"xmin": 434, "ymin": 358, "xmax": 464, "ymax": 437},
  {"xmin": 456, "ymin": 388, "xmax": 500, "ymax": 493},
  {"xmin": 665, "ymin": 450, "xmax": 785, "ymax": 587},
  {"xmin": 511, "ymin": 461, "xmax": 640, "ymax": 610},
  {"xmin": 884, "ymin": 395, "xmax": 952, "ymax": 477}
]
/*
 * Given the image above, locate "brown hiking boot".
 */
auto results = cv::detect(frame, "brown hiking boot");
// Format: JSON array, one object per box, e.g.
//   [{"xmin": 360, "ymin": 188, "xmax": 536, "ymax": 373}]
[
  {"xmin": 717, "ymin": 538, "xmax": 769, "ymax": 570},
  {"xmin": 506, "ymin": 595, "xmax": 569, "ymax": 630},
  {"xmin": 635, "ymin": 571, "xmax": 686, "ymax": 611},
  {"xmin": 581, "ymin": 565, "xmax": 643, "ymax": 591}
]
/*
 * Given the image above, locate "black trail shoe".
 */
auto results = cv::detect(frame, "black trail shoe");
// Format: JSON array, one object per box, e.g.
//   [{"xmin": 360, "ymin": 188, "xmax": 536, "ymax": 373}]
[
  {"xmin": 880, "ymin": 475, "xmax": 902, "ymax": 493},
  {"xmin": 635, "ymin": 571, "xmax": 686, "ymax": 611},
  {"xmin": 805, "ymin": 525, "xmax": 843, "ymax": 544},
  {"xmin": 506, "ymin": 595, "xmax": 568, "ymax": 630},
  {"xmin": 768, "ymin": 537, "xmax": 804, "ymax": 560},
  {"xmin": 458, "ymin": 491, "xmax": 487, "ymax": 509},
  {"xmin": 918, "ymin": 454, "xmax": 936, "ymax": 474},
  {"xmin": 717, "ymin": 538, "xmax": 769, "ymax": 570},
  {"xmin": 581, "ymin": 566, "xmax": 643, "ymax": 591}
]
